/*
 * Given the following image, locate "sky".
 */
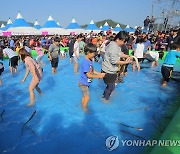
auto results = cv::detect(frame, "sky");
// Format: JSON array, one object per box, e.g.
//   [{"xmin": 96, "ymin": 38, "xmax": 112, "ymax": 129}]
[{"xmin": 0, "ymin": 0, "xmax": 178, "ymax": 28}]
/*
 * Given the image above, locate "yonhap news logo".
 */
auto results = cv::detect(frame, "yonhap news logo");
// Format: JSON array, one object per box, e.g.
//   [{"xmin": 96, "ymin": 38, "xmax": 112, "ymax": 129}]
[
  {"xmin": 105, "ymin": 136, "xmax": 180, "ymax": 151},
  {"xmin": 105, "ymin": 136, "xmax": 119, "ymax": 151},
  {"xmin": 121, "ymin": 139, "xmax": 180, "ymax": 147}
]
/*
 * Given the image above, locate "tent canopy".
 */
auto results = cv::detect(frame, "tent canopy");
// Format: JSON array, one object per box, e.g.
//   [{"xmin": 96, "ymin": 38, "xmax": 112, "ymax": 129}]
[
  {"xmin": 43, "ymin": 15, "xmax": 60, "ymax": 28},
  {"xmin": 11, "ymin": 12, "xmax": 30, "ymax": 27},
  {"xmin": 113, "ymin": 24, "xmax": 122, "ymax": 32},
  {"xmin": 85, "ymin": 20, "xmax": 99, "ymax": 30},
  {"xmin": 66, "ymin": 18, "xmax": 81, "ymax": 29},
  {"xmin": 101, "ymin": 22, "xmax": 110, "ymax": 31},
  {"xmin": 34, "ymin": 20, "xmax": 41, "ymax": 29}
]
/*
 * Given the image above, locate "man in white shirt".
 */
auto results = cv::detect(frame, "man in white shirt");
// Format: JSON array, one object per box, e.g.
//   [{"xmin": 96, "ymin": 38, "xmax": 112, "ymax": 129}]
[
  {"xmin": 3, "ymin": 47, "xmax": 18, "ymax": 73},
  {"xmin": 73, "ymin": 34, "xmax": 83, "ymax": 73}
]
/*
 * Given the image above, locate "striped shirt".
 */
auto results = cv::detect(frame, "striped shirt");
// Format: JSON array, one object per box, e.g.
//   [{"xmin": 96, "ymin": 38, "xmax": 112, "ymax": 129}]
[{"xmin": 3, "ymin": 48, "xmax": 17, "ymax": 59}]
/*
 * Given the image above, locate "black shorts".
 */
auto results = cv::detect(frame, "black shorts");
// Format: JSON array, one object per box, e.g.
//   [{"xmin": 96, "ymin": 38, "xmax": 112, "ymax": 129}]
[
  {"xmin": 137, "ymin": 58, "xmax": 144, "ymax": 62},
  {"xmin": 69, "ymin": 52, "xmax": 73, "ymax": 58},
  {"xmin": 161, "ymin": 65, "xmax": 173, "ymax": 82},
  {"xmin": 9, "ymin": 56, "xmax": 18, "ymax": 68},
  {"xmin": 102, "ymin": 70, "xmax": 117, "ymax": 84},
  {"xmin": 51, "ymin": 58, "xmax": 59, "ymax": 68},
  {"xmin": 0, "ymin": 67, "xmax": 4, "ymax": 75}
]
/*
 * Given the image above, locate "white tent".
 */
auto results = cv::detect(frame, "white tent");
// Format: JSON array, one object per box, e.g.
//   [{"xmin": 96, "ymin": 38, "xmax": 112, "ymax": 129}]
[
  {"xmin": 66, "ymin": 18, "xmax": 86, "ymax": 34},
  {"xmin": 85, "ymin": 20, "xmax": 101, "ymax": 34},
  {"xmin": 40, "ymin": 15, "xmax": 68, "ymax": 35},
  {"xmin": 0, "ymin": 23, "xmax": 5, "ymax": 30},
  {"xmin": 34, "ymin": 20, "xmax": 41, "ymax": 29},
  {"xmin": 40, "ymin": 28, "xmax": 69, "ymax": 35},
  {"xmin": 4, "ymin": 18, "xmax": 13, "ymax": 30},
  {"xmin": 6, "ymin": 12, "xmax": 40, "ymax": 35},
  {"xmin": 101, "ymin": 22, "xmax": 110, "ymax": 31}
]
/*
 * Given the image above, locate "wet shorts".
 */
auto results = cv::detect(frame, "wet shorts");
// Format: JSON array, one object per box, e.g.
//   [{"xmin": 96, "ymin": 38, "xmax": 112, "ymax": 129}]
[
  {"xmin": 78, "ymin": 83, "xmax": 89, "ymax": 96},
  {"xmin": 51, "ymin": 58, "xmax": 59, "ymax": 68},
  {"xmin": 9, "ymin": 56, "xmax": 18, "ymax": 68},
  {"xmin": 161, "ymin": 65, "xmax": 173, "ymax": 82}
]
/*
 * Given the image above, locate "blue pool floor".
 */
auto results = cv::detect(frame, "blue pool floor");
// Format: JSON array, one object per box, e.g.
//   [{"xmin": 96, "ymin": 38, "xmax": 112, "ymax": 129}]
[{"xmin": 0, "ymin": 55, "xmax": 180, "ymax": 154}]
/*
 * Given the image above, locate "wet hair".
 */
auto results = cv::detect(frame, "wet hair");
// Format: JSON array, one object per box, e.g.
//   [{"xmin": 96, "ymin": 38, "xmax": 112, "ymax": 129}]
[
  {"xmin": 158, "ymin": 51, "xmax": 164, "ymax": 60},
  {"xmin": 84, "ymin": 43, "xmax": 97, "ymax": 55},
  {"xmin": 19, "ymin": 48, "xmax": 32, "ymax": 62},
  {"xmin": 54, "ymin": 37, "xmax": 60, "ymax": 42},
  {"xmin": 114, "ymin": 31, "xmax": 128, "ymax": 41},
  {"xmin": 170, "ymin": 43, "xmax": 180, "ymax": 50}
]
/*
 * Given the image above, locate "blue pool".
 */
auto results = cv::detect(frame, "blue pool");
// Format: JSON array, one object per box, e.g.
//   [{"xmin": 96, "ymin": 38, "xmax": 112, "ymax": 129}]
[{"xmin": 0, "ymin": 55, "xmax": 180, "ymax": 154}]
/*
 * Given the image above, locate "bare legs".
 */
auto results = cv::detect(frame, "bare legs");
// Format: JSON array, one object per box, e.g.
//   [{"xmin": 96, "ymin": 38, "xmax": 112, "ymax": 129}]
[
  {"xmin": 52, "ymin": 67, "xmax": 57, "ymax": 74},
  {"xmin": 81, "ymin": 95, "xmax": 89, "ymax": 112},
  {"xmin": 74, "ymin": 62, "xmax": 78, "ymax": 73},
  {"xmin": 132, "ymin": 62, "xmax": 140, "ymax": 72},
  {"xmin": 27, "ymin": 83, "xmax": 42, "ymax": 106},
  {"xmin": 9, "ymin": 66, "xmax": 17, "ymax": 74}
]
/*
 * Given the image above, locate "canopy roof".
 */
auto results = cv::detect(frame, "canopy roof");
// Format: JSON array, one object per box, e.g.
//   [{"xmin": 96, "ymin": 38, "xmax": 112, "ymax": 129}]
[
  {"xmin": 101, "ymin": 22, "xmax": 110, "ymax": 31},
  {"xmin": 34, "ymin": 20, "xmax": 41, "ymax": 29},
  {"xmin": 43, "ymin": 15, "xmax": 60, "ymax": 28},
  {"xmin": 66, "ymin": 18, "xmax": 81, "ymax": 29},
  {"xmin": 11, "ymin": 12, "xmax": 30, "ymax": 27},
  {"xmin": 85, "ymin": 20, "xmax": 99, "ymax": 30},
  {"xmin": 113, "ymin": 24, "xmax": 122, "ymax": 32}
]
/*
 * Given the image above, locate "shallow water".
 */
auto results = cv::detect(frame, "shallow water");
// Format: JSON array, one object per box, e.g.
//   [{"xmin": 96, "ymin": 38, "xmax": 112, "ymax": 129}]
[{"xmin": 0, "ymin": 56, "xmax": 180, "ymax": 154}]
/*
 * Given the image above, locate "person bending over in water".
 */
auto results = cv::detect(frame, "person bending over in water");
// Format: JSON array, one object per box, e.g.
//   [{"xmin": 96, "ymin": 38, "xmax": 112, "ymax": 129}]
[
  {"xmin": 19, "ymin": 48, "xmax": 42, "ymax": 106},
  {"xmin": 145, "ymin": 51, "xmax": 164, "ymax": 67}
]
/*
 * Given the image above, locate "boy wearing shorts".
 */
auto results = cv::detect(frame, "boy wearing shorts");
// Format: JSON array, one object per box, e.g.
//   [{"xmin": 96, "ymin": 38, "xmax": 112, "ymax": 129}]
[
  {"xmin": 48, "ymin": 37, "xmax": 60, "ymax": 74},
  {"xmin": 161, "ymin": 43, "xmax": 180, "ymax": 87},
  {"xmin": 79, "ymin": 43, "xmax": 105, "ymax": 112}
]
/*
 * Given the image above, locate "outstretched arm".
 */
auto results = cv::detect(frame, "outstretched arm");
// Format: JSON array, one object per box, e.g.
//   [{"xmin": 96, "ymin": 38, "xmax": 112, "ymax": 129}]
[
  {"xmin": 86, "ymin": 72, "xmax": 105, "ymax": 79},
  {"xmin": 21, "ymin": 67, "xmax": 30, "ymax": 83}
]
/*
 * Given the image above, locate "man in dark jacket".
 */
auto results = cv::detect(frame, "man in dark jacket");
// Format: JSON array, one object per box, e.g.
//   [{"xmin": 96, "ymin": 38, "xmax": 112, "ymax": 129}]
[{"xmin": 144, "ymin": 16, "xmax": 150, "ymax": 30}]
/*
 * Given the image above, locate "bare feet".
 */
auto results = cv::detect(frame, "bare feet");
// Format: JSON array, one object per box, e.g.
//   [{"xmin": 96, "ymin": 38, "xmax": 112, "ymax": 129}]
[
  {"xmin": 26, "ymin": 103, "xmax": 34, "ymax": 107},
  {"xmin": 162, "ymin": 81, "xmax": 167, "ymax": 87},
  {"xmin": 82, "ymin": 107, "xmax": 88, "ymax": 113},
  {"xmin": 102, "ymin": 98, "xmax": 109, "ymax": 104}
]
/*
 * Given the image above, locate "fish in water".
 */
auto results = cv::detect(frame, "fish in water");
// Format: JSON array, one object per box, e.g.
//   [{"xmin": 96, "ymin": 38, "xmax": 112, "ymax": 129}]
[
  {"xmin": 128, "ymin": 106, "xmax": 149, "ymax": 112},
  {"xmin": 114, "ymin": 121, "xmax": 143, "ymax": 131},
  {"xmin": 0, "ymin": 109, "xmax": 5, "ymax": 122},
  {"xmin": 120, "ymin": 130, "xmax": 146, "ymax": 140},
  {"xmin": 22, "ymin": 110, "xmax": 36, "ymax": 130}
]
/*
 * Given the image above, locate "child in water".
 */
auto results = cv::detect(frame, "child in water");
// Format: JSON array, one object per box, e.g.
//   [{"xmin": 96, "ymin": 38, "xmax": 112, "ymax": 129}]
[
  {"xmin": 19, "ymin": 48, "xmax": 42, "ymax": 106},
  {"xmin": 79, "ymin": 43, "xmax": 105, "ymax": 112},
  {"xmin": 161, "ymin": 43, "xmax": 180, "ymax": 87}
]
